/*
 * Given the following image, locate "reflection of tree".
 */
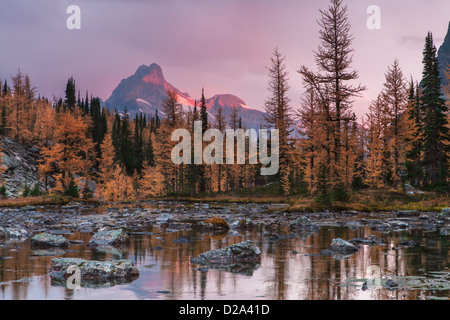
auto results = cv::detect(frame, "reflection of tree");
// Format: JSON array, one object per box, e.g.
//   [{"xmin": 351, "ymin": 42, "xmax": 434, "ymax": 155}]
[{"xmin": 0, "ymin": 223, "xmax": 447, "ymax": 300}]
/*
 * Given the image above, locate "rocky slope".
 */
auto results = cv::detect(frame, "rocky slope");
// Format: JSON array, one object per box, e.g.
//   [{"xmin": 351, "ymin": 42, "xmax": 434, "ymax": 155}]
[{"xmin": 0, "ymin": 137, "xmax": 43, "ymax": 197}]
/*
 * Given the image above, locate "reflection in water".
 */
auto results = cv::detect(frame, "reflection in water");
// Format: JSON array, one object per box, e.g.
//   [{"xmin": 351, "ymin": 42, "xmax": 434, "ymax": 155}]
[{"xmin": 0, "ymin": 225, "xmax": 448, "ymax": 300}]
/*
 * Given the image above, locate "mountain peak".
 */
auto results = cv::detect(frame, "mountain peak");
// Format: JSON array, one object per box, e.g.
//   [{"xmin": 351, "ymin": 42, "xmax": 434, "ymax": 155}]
[
  {"xmin": 106, "ymin": 63, "xmax": 266, "ymax": 129},
  {"xmin": 134, "ymin": 63, "xmax": 165, "ymax": 85}
]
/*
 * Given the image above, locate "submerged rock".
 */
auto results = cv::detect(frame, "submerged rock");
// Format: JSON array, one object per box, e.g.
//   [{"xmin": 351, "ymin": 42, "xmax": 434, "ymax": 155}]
[
  {"xmin": 329, "ymin": 238, "xmax": 360, "ymax": 255},
  {"xmin": 267, "ymin": 234, "xmax": 295, "ymax": 242},
  {"xmin": 31, "ymin": 248, "xmax": 66, "ymax": 256},
  {"xmin": 348, "ymin": 235, "xmax": 385, "ymax": 246},
  {"xmin": 395, "ymin": 240, "xmax": 416, "ymax": 249},
  {"xmin": 91, "ymin": 244, "xmax": 128, "ymax": 258},
  {"xmin": 173, "ymin": 236, "xmax": 203, "ymax": 244},
  {"xmin": 198, "ymin": 217, "xmax": 230, "ymax": 230},
  {"xmin": 50, "ymin": 258, "xmax": 139, "ymax": 282},
  {"xmin": 191, "ymin": 240, "xmax": 261, "ymax": 265},
  {"xmin": 89, "ymin": 229, "xmax": 129, "ymax": 246},
  {"xmin": 30, "ymin": 232, "xmax": 70, "ymax": 248}
]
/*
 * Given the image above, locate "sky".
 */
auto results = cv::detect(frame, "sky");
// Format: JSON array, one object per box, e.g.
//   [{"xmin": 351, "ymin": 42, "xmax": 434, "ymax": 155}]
[{"xmin": 1, "ymin": 0, "xmax": 450, "ymax": 119}]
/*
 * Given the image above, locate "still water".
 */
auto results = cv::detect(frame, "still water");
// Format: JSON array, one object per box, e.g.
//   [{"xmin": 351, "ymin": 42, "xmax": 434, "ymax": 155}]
[{"xmin": 0, "ymin": 218, "xmax": 448, "ymax": 300}]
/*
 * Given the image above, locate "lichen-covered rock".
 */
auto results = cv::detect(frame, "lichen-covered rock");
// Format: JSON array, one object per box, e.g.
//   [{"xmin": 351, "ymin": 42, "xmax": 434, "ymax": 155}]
[
  {"xmin": 30, "ymin": 232, "xmax": 70, "ymax": 248},
  {"xmin": 290, "ymin": 216, "xmax": 320, "ymax": 232},
  {"xmin": 49, "ymin": 258, "xmax": 139, "ymax": 281},
  {"xmin": 89, "ymin": 229, "xmax": 129, "ymax": 246},
  {"xmin": 191, "ymin": 240, "xmax": 261, "ymax": 265},
  {"xmin": 329, "ymin": 238, "xmax": 360, "ymax": 254}
]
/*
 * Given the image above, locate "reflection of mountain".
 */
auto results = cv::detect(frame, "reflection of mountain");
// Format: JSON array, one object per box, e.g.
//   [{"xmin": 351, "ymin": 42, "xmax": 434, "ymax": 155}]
[{"xmin": 105, "ymin": 63, "xmax": 266, "ymax": 130}]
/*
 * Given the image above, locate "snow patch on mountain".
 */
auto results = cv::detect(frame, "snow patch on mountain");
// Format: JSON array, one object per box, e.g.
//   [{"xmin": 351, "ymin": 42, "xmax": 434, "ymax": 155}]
[{"xmin": 136, "ymin": 98, "xmax": 152, "ymax": 106}]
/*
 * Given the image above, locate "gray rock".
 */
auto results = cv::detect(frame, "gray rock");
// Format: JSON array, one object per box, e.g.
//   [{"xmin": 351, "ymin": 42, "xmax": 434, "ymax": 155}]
[
  {"xmin": 190, "ymin": 240, "xmax": 261, "ymax": 265},
  {"xmin": 397, "ymin": 210, "xmax": 419, "ymax": 218},
  {"xmin": 89, "ymin": 229, "xmax": 129, "ymax": 246},
  {"xmin": 383, "ymin": 279, "xmax": 399, "ymax": 291},
  {"xmin": 329, "ymin": 238, "xmax": 360, "ymax": 254},
  {"xmin": 156, "ymin": 213, "xmax": 173, "ymax": 224},
  {"xmin": 230, "ymin": 219, "xmax": 255, "ymax": 230},
  {"xmin": 30, "ymin": 232, "xmax": 70, "ymax": 248},
  {"xmin": 389, "ymin": 220, "xmax": 410, "ymax": 229},
  {"xmin": 345, "ymin": 221, "xmax": 363, "ymax": 230},
  {"xmin": 50, "ymin": 258, "xmax": 139, "ymax": 281},
  {"xmin": 439, "ymin": 208, "xmax": 450, "ymax": 219},
  {"xmin": 368, "ymin": 220, "xmax": 392, "ymax": 231},
  {"xmin": 290, "ymin": 216, "xmax": 320, "ymax": 232},
  {"xmin": 0, "ymin": 227, "xmax": 11, "ymax": 240},
  {"xmin": 362, "ymin": 281, "xmax": 369, "ymax": 291}
]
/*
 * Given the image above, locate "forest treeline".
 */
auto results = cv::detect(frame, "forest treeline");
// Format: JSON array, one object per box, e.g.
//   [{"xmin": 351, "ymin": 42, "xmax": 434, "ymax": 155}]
[{"xmin": 0, "ymin": 0, "xmax": 448, "ymax": 203}]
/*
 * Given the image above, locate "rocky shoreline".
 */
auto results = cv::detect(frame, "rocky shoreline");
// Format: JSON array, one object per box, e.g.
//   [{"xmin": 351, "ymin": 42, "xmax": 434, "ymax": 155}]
[
  {"xmin": 0, "ymin": 201, "xmax": 449, "ymax": 288},
  {"xmin": 0, "ymin": 202, "xmax": 448, "ymax": 240}
]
